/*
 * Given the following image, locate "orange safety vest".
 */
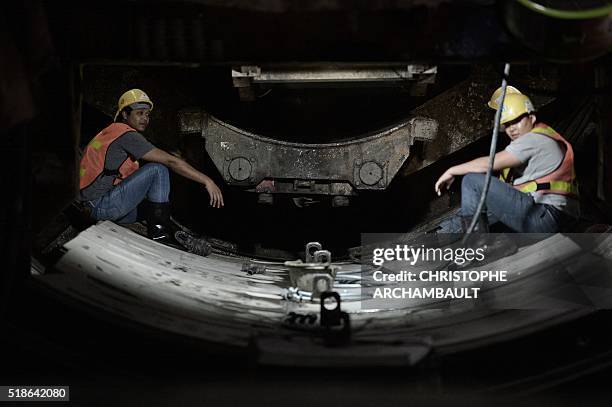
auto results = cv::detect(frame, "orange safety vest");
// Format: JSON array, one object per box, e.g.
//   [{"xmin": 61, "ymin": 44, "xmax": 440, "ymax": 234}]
[
  {"xmin": 499, "ymin": 123, "xmax": 579, "ymax": 197},
  {"xmin": 79, "ymin": 123, "xmax": 140, "ymax": 190}
]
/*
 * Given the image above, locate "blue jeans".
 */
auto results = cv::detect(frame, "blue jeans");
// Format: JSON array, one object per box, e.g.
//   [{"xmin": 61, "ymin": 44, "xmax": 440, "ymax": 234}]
[
  {"xmin": 438, "ymin": 173, "xmax": 564, "ymax": 233},
  {"xmin": 88, "ymin": 163, "xmax": 170, "ymax": 224}
]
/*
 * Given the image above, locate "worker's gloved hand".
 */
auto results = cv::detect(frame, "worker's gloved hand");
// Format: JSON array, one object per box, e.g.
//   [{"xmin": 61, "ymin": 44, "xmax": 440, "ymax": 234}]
[{"xmin": 174, "ymin": 230, "xmax": 212, "ymax": 257}]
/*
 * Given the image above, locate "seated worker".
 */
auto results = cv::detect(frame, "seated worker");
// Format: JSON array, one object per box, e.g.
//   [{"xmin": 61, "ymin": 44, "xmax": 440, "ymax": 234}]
[
  {"xmin": 78, "ymin": 89, "xmax": 223, "ymax": 252},
  {"xmin": 434, "ymin": 87, "xmax": 579, "ymax": 233}
]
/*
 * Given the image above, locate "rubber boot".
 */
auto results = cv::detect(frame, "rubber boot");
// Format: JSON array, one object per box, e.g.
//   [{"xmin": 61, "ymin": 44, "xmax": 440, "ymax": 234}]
[
  {"xmin": 460, "ymin": 215, "xmax": 518, "ymax": 266},
  {"xmin": 144, "ymin": 201, "xmax": 212, "ymax": 256},
  {"xmin": 460, "ymin": 211, "xmax": 489, "ymax": 233},
  {"xmin": 144, "ymin": 201, "xmax": 182, "ymax": 249}
]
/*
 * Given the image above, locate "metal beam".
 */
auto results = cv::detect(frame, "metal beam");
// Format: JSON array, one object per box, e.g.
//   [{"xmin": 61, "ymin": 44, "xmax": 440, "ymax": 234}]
[
  {"xmin": 179, "ymin": 109, "xmax": 438, "ymax": 195},
  {"xmin": 232, "ymin": 65, "xmax": 437, "ymax": 83}
]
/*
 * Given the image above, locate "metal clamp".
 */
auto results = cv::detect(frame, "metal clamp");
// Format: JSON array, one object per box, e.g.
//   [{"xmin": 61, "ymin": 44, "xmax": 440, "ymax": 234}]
[
  {"xmin": 284, "ymin": 243, "xmax": 339, "ymax": 299},
  {"xmin": 320, "ymin": 292, "xmax": 351, "ymax": 346},
  {"xmin": 305, "ymin": 242, "xmax": 322, "ymax": 263},
  {"xmin": 313, "ymin": 249, "xmax": 331, "ymax": 266}
]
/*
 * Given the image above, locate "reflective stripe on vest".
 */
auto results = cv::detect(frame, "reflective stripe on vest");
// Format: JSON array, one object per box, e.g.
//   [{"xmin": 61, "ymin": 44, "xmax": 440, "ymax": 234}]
[
  {"xmin": 499, "ymin": 167, "xmax": 512, "ymax": 183},
  {"xmin": 500, "ymin": 123, "xmax": 578, "ymax": 197},
  {"xmin": 79, "ymin": 123, "xmax": 140, "ymax": 190},
  {"xmin": 517, "ymin": 179, "xmax": 579, "ymax": 194}
]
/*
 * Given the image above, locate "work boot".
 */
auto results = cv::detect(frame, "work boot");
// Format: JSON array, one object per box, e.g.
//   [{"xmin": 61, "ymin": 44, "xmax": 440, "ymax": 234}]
[
  {"xmin": 144, "ymin": 201, "xmax": 212, "ymax": 256},
  {"xmin": 144, "ymin": 201, "xmax": 183, "ymax": 249},
  {"xmin": 460, "ymin": 212, "xmax": 491, "ymax": 233},
  {"xmin": 470, "ymin": 233, "xmax": 518, "ymax": 266},
  {"xmin": 174, "ymin": 231, "xmax": 212, "ymax": 257}
]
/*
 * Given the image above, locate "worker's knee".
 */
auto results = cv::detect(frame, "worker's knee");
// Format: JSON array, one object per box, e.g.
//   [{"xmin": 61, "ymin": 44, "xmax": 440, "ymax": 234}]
[
  {"xmin": 141, "ymin": 162, "xmax": 169, "ymax": 179},
  {"xmin": 462, "ymin": 173, "xmax": 485, "ymax": 193},
  {"xmin": 460, "ymin": 173, "xmax": 486, "ymax": 214}
]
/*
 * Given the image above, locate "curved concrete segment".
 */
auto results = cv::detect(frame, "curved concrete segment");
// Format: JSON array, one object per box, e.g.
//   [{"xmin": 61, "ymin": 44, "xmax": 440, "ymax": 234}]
[{"xmin": 33, "ymin": 221, "xmax": 612, "ymax": 366}]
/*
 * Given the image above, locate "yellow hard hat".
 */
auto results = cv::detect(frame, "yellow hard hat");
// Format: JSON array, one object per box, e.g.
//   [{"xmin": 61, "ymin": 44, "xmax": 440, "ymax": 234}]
[
  {"xmin": 499, "ymin": 93, "xmax": 535, "ymax": 124},
  {"xmin": 488, "ymin": 85, "xmax": 522, "ymax": 109},
  {"xmin": 114, "ymin": 89, "xmax": 154, "ymax": 120}
]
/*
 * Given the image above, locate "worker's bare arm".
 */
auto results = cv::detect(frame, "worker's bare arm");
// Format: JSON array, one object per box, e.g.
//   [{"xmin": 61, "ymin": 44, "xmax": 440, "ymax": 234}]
[
  {"xmin": 448, "ymin": 151, "xmax": 522, "ymax": 176},
  {"xmin": 141, "ymin": 148, "xmax": 224, "ymax": 208},
  {"xmin": 434, "ymin": 151, "xmax": 521, "ymax": 196}
]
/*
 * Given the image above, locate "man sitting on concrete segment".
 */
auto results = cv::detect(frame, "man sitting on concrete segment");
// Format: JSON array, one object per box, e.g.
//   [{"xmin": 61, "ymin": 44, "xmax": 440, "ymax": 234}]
[
  {"xmin": 433, "ymin": 87, "xmax": 579, "ymax": 233},
  {"xmin": 78, "ymin": 89, "xmax": 223, "ymax": 254}
]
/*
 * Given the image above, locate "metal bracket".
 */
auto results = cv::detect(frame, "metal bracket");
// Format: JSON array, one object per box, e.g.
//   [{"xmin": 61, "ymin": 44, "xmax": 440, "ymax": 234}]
[
  {"xmin": 284, "ymin": 243, "xmax": 339, "ymax": 299},
  {"xmin": 320, "ymin": 291, "xmax": 351, "ymax": 346},
  {"xmin": 305, "ymin": 242, "xmax": 322, "ymax": 262},
  {"xmin": 178, "ymin": 109, "xmax": 438, "ymax": 194}
]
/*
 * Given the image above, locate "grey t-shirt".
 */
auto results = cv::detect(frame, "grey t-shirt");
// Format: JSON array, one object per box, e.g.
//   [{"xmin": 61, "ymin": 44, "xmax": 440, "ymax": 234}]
[
  {"xmin": 79, "ymin": 131, "xmax": 155, "ymax": 201},
  {"xmin": 505, "ymin": 131, "xmax": 579, "ymax": 217}
]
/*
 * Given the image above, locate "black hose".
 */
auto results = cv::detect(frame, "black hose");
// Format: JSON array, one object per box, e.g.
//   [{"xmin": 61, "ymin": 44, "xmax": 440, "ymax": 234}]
[{"xmin": 463, "ymin": 63, "xmax": 511, "ymax": 239}]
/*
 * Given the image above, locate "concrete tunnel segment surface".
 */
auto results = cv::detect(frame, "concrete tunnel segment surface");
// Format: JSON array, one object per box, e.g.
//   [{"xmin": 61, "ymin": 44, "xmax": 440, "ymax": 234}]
[{"xmin": 31, "ymin": 221, "xmax": 612, "ymax": 366}]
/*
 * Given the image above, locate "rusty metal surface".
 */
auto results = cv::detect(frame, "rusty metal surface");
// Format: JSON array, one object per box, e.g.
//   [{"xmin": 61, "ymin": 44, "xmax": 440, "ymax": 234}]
[
  {"xmin": 179, "ymin": 109, "xmax": 438, "ymax": 194},
  {"xmin": 402, "ymin": 69, "xmax": 559, "ymax": 175},
  {"xmin": 232, "ymin": 64, "xmax": 437, "ymax": 83}
]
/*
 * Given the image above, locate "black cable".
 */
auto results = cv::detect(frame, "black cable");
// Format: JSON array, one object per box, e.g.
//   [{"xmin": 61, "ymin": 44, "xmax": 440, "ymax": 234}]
[{"xmin": 463, "ymin": 63, "xmax": 511, "ymax": 239}]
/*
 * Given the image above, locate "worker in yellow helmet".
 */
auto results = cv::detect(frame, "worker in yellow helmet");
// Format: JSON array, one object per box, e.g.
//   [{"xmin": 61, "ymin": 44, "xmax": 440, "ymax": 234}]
[
  {"xmin": 78, "ymin": 89, "xmax": 224, "ymax": 255},
  {"xmin": 433, "ymin": 86, "xmax": 579, "ymax": 233}
]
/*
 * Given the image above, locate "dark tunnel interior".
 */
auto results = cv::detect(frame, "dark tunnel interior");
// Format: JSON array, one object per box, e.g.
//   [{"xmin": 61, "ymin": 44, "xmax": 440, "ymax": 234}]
[
  {"xmin": 72, "ymin": 62, "xmax": 610, "ymax": 258},
  {"xmin": 3, "ymin": 1, "xmax": 612, "ymax": 406},
  {"xmin": 77, "ymin": 64, "xmax": 478, "ymax": 257}
]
